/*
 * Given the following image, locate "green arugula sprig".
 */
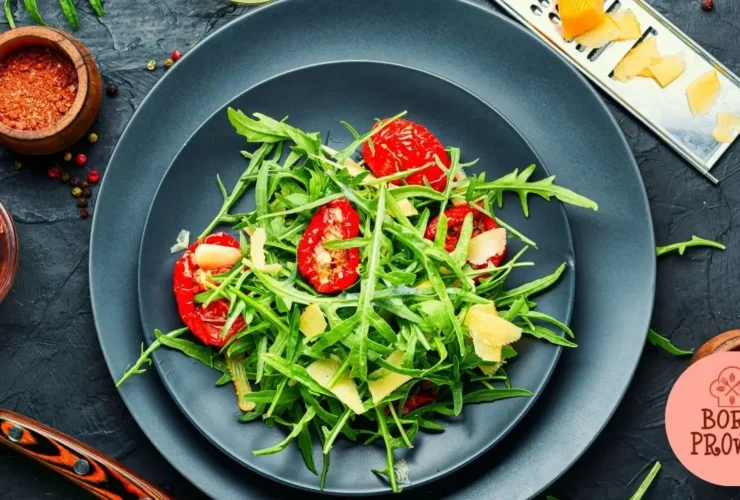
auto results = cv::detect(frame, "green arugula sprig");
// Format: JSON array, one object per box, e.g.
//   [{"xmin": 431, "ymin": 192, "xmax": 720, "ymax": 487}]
[
  {"xmin": 656, "ymin": 235, "xmax": 725, "ymax": 257},
  {"xmin": 629, "ymin": 461, "xmax": 662, "ymax": 500},
  {"xmin": 6, "ymin": 0, "xmax": 104, "ymax": 30},
  {"xmin": 647, "ymin": 329, "xmax": 693, "ymax": 356},
  {"xmin": 118, "ymin": 110, "xmax": 600, "ymax": 492}
]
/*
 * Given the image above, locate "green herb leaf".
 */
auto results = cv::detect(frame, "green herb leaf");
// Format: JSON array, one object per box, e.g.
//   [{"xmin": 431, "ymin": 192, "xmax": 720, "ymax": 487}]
[
  {"xmin": 5, "ymin": 0, "xmax": 15, "ymax": 28},
  {"xmin": 656, "ymin": 235, "xmax": 725, "ymax": 257},
  {"xmin": 58, "ymin": 0, "xmax": 78, "ymax": 26},
  {"xmin": 647, "ymin": 329, "xmax": 693, "ymax": 356},
  {"xmin": 474, "ymin": 164, "xmax": 598, "ymax": 217},
  {"xmin": 87, "ymin": 0, "xmax": 102, "ymax": 16},
  {"xmin": 23, "ymin": 0, "xmax": 45, "ymax": 25},
  {"xmin": 629, "ymin": 461, "xmax": 661, "ymax": 500},
  {"xmin": 253, "ymin": 407, "xmax": 317, "ymax": 456},
  {"xmin": 116, "ymin": 327, "xmax": 188, "ymax": 387}
]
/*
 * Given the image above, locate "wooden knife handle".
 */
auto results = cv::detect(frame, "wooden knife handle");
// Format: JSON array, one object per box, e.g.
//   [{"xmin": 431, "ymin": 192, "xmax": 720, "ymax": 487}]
[{"xmin": 0, "ymin": 409, "xmax": 171, "ymax": 500}]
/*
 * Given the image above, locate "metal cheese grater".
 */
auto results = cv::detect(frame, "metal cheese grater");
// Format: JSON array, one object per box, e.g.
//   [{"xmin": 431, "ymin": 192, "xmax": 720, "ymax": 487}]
[{"xmin": 490, "ymin": 0, "xmax": 740, "ymax": 183}]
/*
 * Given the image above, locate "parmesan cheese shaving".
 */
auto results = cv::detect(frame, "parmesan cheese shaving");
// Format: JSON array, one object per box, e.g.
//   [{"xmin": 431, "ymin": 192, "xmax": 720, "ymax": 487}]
[
  {"xmin": 300, "ymin": 304, "xmax": 327, "ymax": 340},
  {"xmin": 368, "ymin": 351, "xmax": 412, "ymax": 404},
  {"xmin": 307, "ymin": 356, "xmax": 365, "ymax": 414},
  {"xmin": 250, "ymin": 228, "xmax": 267, "ymax": 269},
  {"xmin": 170, "ymin": 229, "xmax": 190, "ymax": 253},
  {"xmin": 466, "ymin": 228, "xmax": 506, "ymax": 266}
]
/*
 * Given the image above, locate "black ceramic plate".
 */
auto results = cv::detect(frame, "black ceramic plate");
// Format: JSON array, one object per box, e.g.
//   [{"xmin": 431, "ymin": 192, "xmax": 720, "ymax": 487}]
[
  {"xmin": 137, "ymin": 62, "xmax": 575, "ymax": 494},
  {"xmin": 90, "ymin": 0, "xmax": 656, "ymax": 498}
]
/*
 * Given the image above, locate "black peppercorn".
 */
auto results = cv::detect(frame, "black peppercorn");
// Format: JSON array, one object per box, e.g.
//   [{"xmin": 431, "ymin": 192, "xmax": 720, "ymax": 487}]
[
  {"xmin": 60, "ymin": 172, "xmax": 70, "ymax": 183},
  {"xmin": 81, "ymin": 180, "xmax": 90, "ymax": 189},
  {"xmin": 106, "ymin": 83, "xmax": 118, "ymax": 97},
  {"xmin": 82, "ymin": 186, "xmax": 93, "ymax": 198},
  {"xmin": 70, "ymin": 176, "xmax": 81, "ymax": 187},
  {"xmin": 76, "ymin": 197, "xmax": 89, "ymax": 208},
  {"xmin": 79, "ymin": 208, "xmax": 89, "ymax": 219}
]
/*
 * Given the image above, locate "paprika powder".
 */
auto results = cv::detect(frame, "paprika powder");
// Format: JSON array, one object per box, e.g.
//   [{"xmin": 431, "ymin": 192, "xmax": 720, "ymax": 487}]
[{"xmin": 0, "ymin": 47, "xmax": 78, "ymax": 131}]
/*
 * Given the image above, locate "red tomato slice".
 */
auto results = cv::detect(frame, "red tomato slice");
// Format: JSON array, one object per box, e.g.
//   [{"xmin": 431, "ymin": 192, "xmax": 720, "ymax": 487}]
[
  {"xmin": 297, "ymin": 198, "xmax": 361, "ymax": 294},
  {"xmin": 425, "ymin": 204, "xmax": 506, "ymax": 268},
  {"xmin": 361, "ymin": 118, "xmax": 450, "ymax": 192},
  {"xmin": 173, "ymin": 232, "xmax": 246, "ymax": 347}
]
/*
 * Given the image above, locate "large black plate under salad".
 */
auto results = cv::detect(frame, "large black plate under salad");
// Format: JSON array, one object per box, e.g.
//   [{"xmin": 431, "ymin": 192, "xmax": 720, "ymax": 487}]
[
  {"xmin": 90, "ymin": 0, "xmax": 656, "ymax": 498},
  {"xmin": 136, "ymin": 62, "xmax": 578, "ymax": 494}
]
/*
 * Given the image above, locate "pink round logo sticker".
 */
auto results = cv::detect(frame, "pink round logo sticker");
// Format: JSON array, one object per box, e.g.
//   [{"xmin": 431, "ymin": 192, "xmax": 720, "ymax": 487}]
[{"xmin": 666, "ymin": 351, "xmax": 740, "ymax": 486}]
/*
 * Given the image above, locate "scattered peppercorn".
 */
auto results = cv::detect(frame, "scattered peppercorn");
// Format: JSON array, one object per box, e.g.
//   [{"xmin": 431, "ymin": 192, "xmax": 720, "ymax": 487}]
[
  {"xmin": 79, "ymin": 208, "xmax": 89, "ymax": 219},
  {"xmin": 70, "ymin": 176, "xmax": 81, "ymax": 187},
  {"xmin": 63, "ymin": 152, "xmax": 72, "ymax": 162},
  {"xmin": 81, "ymin": 180, "xmax": 89, "ymax": 189},
  {"xmin": 60, "ymin": 172, "xmax": 70, "ymax": 184},
  {"xmin": 75, "ymin": 153, "xmax": 87, "ymax": 166},
  {"xmin": 71, "ymin": 186, "xmax": 83, "ymax": 197},
  {"xmin": 147, "ymin": 60, "xmax": 156, "ymax": 71},
  {"xmin": 76, "ymin": 197, "xmax": 88, "ymax": 208},
  {"xmin": 88, "ymin": 170, "xmax": 100, "ymax": 184},
  {"xmin": 48, "ymin": 165, "xmax": 62, "ymax": 179},
  {"xmin": 172, "ymin": 49, "xmax": 182, "ymax": 62},
  {"xmin": 82, "ymin": 186, "xmax": 92, "ymax": 198},
  {"xmin": 163, "ymin": 58, "xmax": 174, "ymax": 69},
  {"xmin": 88, "ymin": 132, "xmax": 98, "ymax": 144},
  {"xmin": 106, "ymin": 83, "xmax": 118, "ymax": 97},
  {"xmin": 702, "ymin": 0, "xmax": 713, "ymax": 10},
  {"xmin": 12, "ymin": 160, "xmax": 22, "ymax": 170}
]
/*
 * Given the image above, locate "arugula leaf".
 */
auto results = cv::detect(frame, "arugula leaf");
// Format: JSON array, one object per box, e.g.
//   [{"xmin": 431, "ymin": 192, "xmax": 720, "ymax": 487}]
[
  {"xmin": 647, "ymin": 329, "xmax": 693, "ymax": 356},
  {"xmin": 656, "ymin": 235, "xmax": 725, "ymax": 257},
  {"xmin": 88, "ymin": 0, "xmax": 103, "ymax": 17},
  {"xmin": 116, "ymin": 327, "xmax": 188, "ymax": 387},
  {"xmin": 629, "ymin": 461, "xmax": 661, "ymax": 500},
  {"xmin": 58, "ymin": 0, "xmax": 78, "ymax": 29},
  {"xmin": 4, "ymin": 0, "xmax": 15, "ymax": 28},
  {"xmin": 474, "ymin": 164, "xmax": 598, "ymax": 216},
  {"xmin": 23, "ymin": 0, "xmax": 45, "ymax": 25}
]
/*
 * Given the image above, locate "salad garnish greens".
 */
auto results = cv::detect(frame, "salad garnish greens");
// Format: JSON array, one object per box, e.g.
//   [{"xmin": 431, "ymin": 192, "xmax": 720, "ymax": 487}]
[
  {"xmin": 118, "ymin": 110, "xmax": 598, "ymax": 491},
  {"xmin": 656, "ymin": 234, "xmax": 725, "ymax": 257}
]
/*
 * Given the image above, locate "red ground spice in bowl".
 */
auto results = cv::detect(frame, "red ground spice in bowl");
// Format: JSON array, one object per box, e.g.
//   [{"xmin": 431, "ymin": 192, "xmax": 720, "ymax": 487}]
[
  {"xmin": 0, "ymin": 47, "xmax": 79, "ymax": 131},
  {"xmin": 0, "ymin": 27, "xmax": 102, "ymax": 155}
]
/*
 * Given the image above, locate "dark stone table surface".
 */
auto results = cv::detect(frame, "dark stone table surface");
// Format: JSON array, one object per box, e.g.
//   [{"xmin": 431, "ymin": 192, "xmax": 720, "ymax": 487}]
[{"xmin": 1, "ymin": 0, "xmax": 739, "ymax": 498}]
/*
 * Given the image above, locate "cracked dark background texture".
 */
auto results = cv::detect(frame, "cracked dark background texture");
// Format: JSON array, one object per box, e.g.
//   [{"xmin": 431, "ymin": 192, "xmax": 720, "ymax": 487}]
[{"xmin": 0, "ymin": 0, "xmax": 739, "ymax": 498}]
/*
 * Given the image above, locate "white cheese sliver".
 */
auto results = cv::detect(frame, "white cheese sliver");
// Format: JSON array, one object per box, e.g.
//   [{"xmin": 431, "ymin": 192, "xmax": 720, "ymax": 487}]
[
  {"xmin": 250, "ymin": 228, "xmax": 267, "ymax": 269},
  {"xmin": 300, "ymin": 304, "xmax": 327, "ymax": 340},
  {"xmin": 467, "ymin": 228, "xmax": 506, "ymax": 266},
  {"xmin": 170, "ymin": 229, "xmax": 190, "ymax": 253},
  {"xmin": 368, "ymin": 350, "xmax": 412, "ymax": 404},
  {"xmin": 307, "ymin": 356, "xmax": 365, "ymax": 414}
]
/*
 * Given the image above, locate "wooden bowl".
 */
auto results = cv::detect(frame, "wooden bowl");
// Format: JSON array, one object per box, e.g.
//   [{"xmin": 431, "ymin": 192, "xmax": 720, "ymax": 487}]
[
  {"xmin": 0, "ymin": 27, "xmax": 102, "ymax": 155},
  {"xmin": 692, "ymin": 329, "xmax": 740, "ymax": 364}
]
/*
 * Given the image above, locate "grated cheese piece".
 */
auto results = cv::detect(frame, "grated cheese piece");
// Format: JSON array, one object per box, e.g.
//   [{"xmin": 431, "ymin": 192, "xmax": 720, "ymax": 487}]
[
  {"xmin": 368, "ymin": 351, "xmax": 412, "ymax": 404},
  {"xmin": 574, "ymin": 15, "xmax": 620, "ymax": 48},
  {"xmin": 307, "ymin": 356, "xmax": 365, "ymax": 414},
  {"xmin": 300, "ymin": 304, "xmax": 327, "ymax": 340},
  {"xmin": 465, "ymin": 303, "xmax": 522, "ymax": 363},
  {"xmin": 612, "ymin": 10, "xmax": 642, "ymax": 41},
  {"xmin": 170, "ymin": 229, "xmax": 190, "ymax": 253},
  {"xmin": 644, "ymin": 55, "xmax": 685, "ymax": 88},
  {"xmin": 613, "ymin": 37, "xmax": 659, "ymax": 83},
  {"xmin": 686, "ymin": 70, "xmax": 721, "ymax": 116},
  {"xmin": 717, "ymin": 112, "xmax": 740, "ymax": 131},
  {"xmin": 467, "ymin": 228, "xmax": 506, "ymax": 266},
  {"xmin": 713, "ymin": 127, "xmax": 735, "ymax": 143}
]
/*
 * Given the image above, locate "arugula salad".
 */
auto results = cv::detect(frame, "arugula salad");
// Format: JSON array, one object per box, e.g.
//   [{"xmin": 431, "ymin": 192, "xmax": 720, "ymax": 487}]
[{"xmin": 118, "ymin": 110, "xmax": 597, "ymax": 491}]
